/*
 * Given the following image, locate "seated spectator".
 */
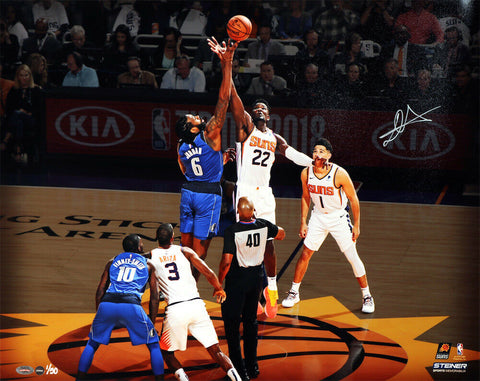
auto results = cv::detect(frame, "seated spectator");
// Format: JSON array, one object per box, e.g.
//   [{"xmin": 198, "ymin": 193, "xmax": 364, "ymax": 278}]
[
  {"xmin": 5, "ymin": 4, "xmax": 29, "ymax": 57},
  {"xmin": 293, "ymin": 63, "xmax": 329, "ymax": 108},
  {"xmin": 314, "ymin": 0, "xmax": 360, "ymax": 43},
  {"xmin": 169, "ymin": 1, "xmax": 207, "ymax": 36},
  {"xmin": 333, "ymin": 62, "xmax": 367, "ymax": 107},
  {"xmin": 395, "ymin": 0, "xmax": 443, "ymax": 45},
  {"xmin": 448, "ymin": 65, "xmax": 478, "ymax": 116},
  {"xmin": 232, "ymin": 57, "xmax": 251, "ymax": 95},
  {"xmin": 408, "ymin": 69, "xmax": 443, "ymax": 110},
  {"xmin": 0, "ymin": 63, "xmax": 14, "ymax": 120},
  {"xmin": 332, "ymin": 32, "xmax": 367, "ymax": 78},
  {"xmin": 32, "ymin": 0, "xmax": 69, "ymax": 40},
  {"xmin": 379, "ymin": 24, "xmax": 428, "ymax": 78},
  {"xmin": 293, "ymin": 28, "xmax": 330, "ymax": 81},
  {"xmin": 359, "ymin": 0, "xmax": 394, "ymax": 44},
  {"xmin": 76, "ymin": 1, "xmax": 110, "ymax": 48},
  {"xmin": 246, "ymin": 60, "xmax": 287, "ymax": 96},
  {"xmin": 370, "ymin": 58, "xmax": 409, "ymax": 107},
  {"xmin": 22, "ymin": 18, "xmax": 62, "ymax": 66},
  {"xmin": 433, "ymin": 26, "xmax": 471, "ymax": 79},
  {"xmin": 160, "ymin": 55, "xmax": 206, "ymax": 92},
  {"xmin": 276, "ymin": 0, "xmax": 312, "ymax": 40},
  {"xmin": 26, "ymin": 53, "xmax": 49, "ymax": 88},
  {"xmin": 153, "ymin": 27, "xmax": 189, "ymax": 70},
  {"xmin": 61, "ymin": 25, "xmax": 99, "ymax": 68},
  {"xmin": 0, "ymin": 17, "xmax": 20, "ymax": 79},
  {"xmin": 111, "ymin": 0, "xmax": 141, "ymax": 37},
  {"xmin": 136, "ymin": 0, "xmax": 174, "ymax": 35},
  {"xmin": 3, "ymin": 64, "xmax": 42, "ymax": 167},
  {"xmin": 102, "ymin": 24, "xmax": 140, "ymax": 84},
  {"xmin": 245, "ymin": 24, "xmax": 286, "ymax": 62},
  {"xmin": 243, "ymin": 0, "xmax": 275, "ymax": 38},
  {"xmin": 62, "ymin": 52, "xmax": 99, "ymax": 87},
  {"xmin": 204, "ymin": 0, "xmax": 237, "ymax": 37},
  {"xmin": 117, "ymin": 56, "xmax": 158, "ymax": 88}
]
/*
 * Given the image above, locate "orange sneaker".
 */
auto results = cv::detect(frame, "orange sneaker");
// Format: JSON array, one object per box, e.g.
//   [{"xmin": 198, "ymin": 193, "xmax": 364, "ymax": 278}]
[{"xmin": 263, "ymin": 287, "xmax": 278, "ymax": 318}]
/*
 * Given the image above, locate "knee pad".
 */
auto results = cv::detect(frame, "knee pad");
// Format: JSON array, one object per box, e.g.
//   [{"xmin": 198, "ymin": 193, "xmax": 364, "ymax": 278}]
[{"xmin": 343, "ymin": 244, "xmax": 366, "ymax": 278}]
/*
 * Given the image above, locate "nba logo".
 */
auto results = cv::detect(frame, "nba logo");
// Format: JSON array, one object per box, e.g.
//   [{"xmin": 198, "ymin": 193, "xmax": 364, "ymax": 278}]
[
  {"xmin": 457, "ymin": 343, "xmax": 464, "ymax": 356},
  {"xmin": 152, "ymin": 108, "xmax": 171, "ymax": 150}
]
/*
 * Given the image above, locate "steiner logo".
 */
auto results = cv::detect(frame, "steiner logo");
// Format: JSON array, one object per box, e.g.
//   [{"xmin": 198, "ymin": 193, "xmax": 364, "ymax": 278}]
[
  {"xmin": 372, "ymin": 121, "xmax": 455, "ymax": 161},
  {"xmin": 55, "ymin": 106, "xmax": 135, "ymax": 147}
]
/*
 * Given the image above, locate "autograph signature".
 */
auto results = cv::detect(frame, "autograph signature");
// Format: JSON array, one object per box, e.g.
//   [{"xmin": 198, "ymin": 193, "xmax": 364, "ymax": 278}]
[{"xmin": 380, "ymin": 105, "xmax": 441, "ymax": 147}]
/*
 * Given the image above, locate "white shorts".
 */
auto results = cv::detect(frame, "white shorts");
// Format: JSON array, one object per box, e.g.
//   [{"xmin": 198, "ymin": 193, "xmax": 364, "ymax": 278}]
[
  {"xmin": 160, "ymin": 298, "xmax": 218, "ymax": 352},
  {"xmin": 304, "ymin": 209, "xmax": 355, "ymax": 253},
  {"xmin": 235, "ymin": 183, "xmax": 276, "ymax": 224}
]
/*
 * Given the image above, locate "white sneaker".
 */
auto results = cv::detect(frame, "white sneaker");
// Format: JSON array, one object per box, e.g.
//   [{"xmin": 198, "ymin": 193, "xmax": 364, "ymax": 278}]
[
  {"xmin": 281, "ymin": 291, "xmax": 300, "ymax": 308},
  {"xmin": 362, "ymin": 295, "xmax": 375, "ymax": 313}
]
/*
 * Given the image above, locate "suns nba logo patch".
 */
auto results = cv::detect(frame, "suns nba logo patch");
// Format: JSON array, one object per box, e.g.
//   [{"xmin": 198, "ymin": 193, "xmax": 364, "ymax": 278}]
[{"xmin": 436, "ymin": 343, "xmax": 451, "ymax": 359}]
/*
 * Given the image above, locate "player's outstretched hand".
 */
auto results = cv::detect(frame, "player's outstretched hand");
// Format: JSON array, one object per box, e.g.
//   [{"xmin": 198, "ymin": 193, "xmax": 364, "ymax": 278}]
[
  {"xmin": 208, "ymin": 36, "xmax": 238, "ymax": 62},
  {"xmin": 214, "ymin": 289, "xmax": 226, "ymax": 303}
]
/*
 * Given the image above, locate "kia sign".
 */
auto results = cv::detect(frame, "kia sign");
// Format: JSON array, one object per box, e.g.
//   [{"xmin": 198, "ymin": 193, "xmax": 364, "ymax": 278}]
[{"xmin": 55, "ymin": 106, "xmax": 135, "ymax": 147}]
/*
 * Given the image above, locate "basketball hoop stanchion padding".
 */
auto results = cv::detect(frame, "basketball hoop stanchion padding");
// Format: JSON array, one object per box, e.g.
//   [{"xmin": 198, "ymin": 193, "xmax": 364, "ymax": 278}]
[{"xmin": 277, "ymin": 239, "xmax": 304, "ymax": 281}]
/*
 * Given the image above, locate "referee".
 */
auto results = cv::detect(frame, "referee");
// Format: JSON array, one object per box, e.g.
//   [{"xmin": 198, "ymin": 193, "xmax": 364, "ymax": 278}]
[{"xmin": 219, "ymin": 196, "xmax": 285, "ymax": 380}]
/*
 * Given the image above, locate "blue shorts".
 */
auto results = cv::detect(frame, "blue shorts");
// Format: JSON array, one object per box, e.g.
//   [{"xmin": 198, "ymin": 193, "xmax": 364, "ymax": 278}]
[
  {"xmin": 89, "ymin": 302, "xmax": 158, "ymax": 346},
  {"xmin": 180, "ymin": 188, "xmax": 221, "ymax": 240}
]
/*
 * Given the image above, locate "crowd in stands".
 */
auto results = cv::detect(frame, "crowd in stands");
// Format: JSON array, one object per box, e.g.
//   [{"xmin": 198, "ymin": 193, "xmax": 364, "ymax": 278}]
[{"xmin": 0, "ymin": 0, "xmax": 478, "ymax": 167}]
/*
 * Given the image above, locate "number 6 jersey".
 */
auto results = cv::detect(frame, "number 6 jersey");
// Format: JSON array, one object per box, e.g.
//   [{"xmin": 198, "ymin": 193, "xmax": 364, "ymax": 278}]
[
  {"xmin": 236, "ymin": 127, "xmax": 277, "ymax": 187},
  {"xmin": 150, "ymin": 245, "xmax": 200, "ymax": 305}
]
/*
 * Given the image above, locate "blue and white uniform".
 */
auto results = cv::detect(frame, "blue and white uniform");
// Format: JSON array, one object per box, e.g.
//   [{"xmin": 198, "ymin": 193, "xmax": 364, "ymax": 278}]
[
  {"xmin": 89, "ymin": 252, "xmax": 158, "ymax": 346},
  {"xmin": 178, "ymin": 132, "xmax": 223, "ymax": 239}
]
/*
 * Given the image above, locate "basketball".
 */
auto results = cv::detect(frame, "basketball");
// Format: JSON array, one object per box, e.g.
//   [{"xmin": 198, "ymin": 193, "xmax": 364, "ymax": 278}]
[{"xmin": 227, "ymin": 15, "xmax": 252, "ymax": 42}]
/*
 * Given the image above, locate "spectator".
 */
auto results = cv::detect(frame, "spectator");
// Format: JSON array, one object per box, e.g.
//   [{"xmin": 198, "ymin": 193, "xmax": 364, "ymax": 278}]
[
  {"xmin": 0, "ymin": 17, "xmax": 19, "ymax": 79},
  {"xmin": 408, "ymin": 69, "xmax": 442, "ymax": 110},
  {"xmin": 76, "ymin": 0, "xmax": 111, "ymax": 48},
  {"xmin": 62, "ymin": 25, "xmax": 99, "ymax": 68},
  {"xmin": 245, "ymin": 24, "xmax": 286, "ymax": 62},
  {"xmin": 3, "ymin": 64, "xmax": 42, "ymax": 167},
  {"xmin": 136, "ymin": 0, "xmax": 174, "ymax": 35},
  {"xmin": 62, "ymin": 51, "xmax": 99, "ymax": 87},
  {"xmin": 22, "ymin": 18, "xmax": 62, "ymax": 65},
  {"xmin": 117, "ymin": 56, "xmax": 158, "ymax": 88},
  {"xmin": 26, "ymin": 53, "xmax": 49, "ymax": 88},
  {"xmin": 102, "ymin": 24, "xmax": 140, "ymax": 84},
  {"xmin": 246, "ymin": 60, "xmax": 287, "ymax": 96},
  {"xmin": 293, "ymin": 63, "xmax": 329, "ymax": 108},
  {"xmin": 205, "ymin": 0, "xmax": 237, "ymax": 37},
  {"xmin": 276, "ymin": 0, "xmax": 312, "ymax": 40},
  {"xmin": 395, "ymin": 0, "xmax": 443, "ymax": 44},
  {"xmin": 449, "ymin": 65, "xmax": 478, "ymax": 115},
  {"xmin": 193, "ymin": 23, "xmax": 226, "ymax": 71},
  {"xmin": 0, "ymin": 63, "xmax": 14, "ymax": 120},
  {"xmin": 5, "ymin": 4, "xmax": 29, "ymax": 57},
  {"xmin": 371, "ymin": 57, "xmax": 409, "ymax": 106},
  {"xmin": 153, "ymin": 27, "xmax": 189, "ymax": 70},
  {"xmin": 169, "ymin": 1, "xmax": 208, "ymax": 36},
  {"xmin": 243, "ymin": 0, "xmax": 275, "ymax": 38},
  {"xmin": 160, "ymin": 55, "xmax": 206, "ymax": 92},
  {"xmin": 314, "ymin": 0, "xmax": 360, "ymax": 43},
  {"xmin": 111, "ymin": 0, "xmax": 141, "ymax": 37},
  {"xmin": 293, "ymin": 28, "xmax": 330, "ymax": 82},
  {"xmin": 232, "ymin": 57, "xmax": 251, "ymax": 95},
  {"xmin": 433, "ymin": 26, "xmax": 471, "ymax": 79},
  {"xmin": 379, "ymin": 24, "xmax": 428, "ymax": 78},
  {"xmin": 332, "ymin": 62, "xmax": 367, "ymax": 108},
  {"xmin": 332, "ymin": 32, "xmax": 367, "ymax": 78},
  {"xmin": 359, "ymin": 0, "xmax": 394, "ymax": 44},
  {"xmin": 32, "ymin": 0, "xmax": 69, "ymax": 40}
]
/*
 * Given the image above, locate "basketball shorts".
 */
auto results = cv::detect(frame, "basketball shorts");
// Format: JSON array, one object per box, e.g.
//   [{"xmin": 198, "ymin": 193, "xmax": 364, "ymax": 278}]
[
  {"xmin": 304, "ymin": 209, "xmax": 354, "ymax": 253},
  {"xmin": 89, "ymin": 302, "xmax": 158, "ymax": 346},
  {"xmin": 180, "ymin": 188, "xmax": 221, "ymax": 240},
  {"xmin": 235, "ymin": 183, "xmax": 276, "ymax": 224},
  {"xmin": 160, "ymin": 298, "xmax": 218, "ymax": 351}
]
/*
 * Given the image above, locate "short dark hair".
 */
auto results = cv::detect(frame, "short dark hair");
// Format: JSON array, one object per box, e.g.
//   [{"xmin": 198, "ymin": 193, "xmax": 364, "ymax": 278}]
[
  {"xmin": 69, "ymin": 51, "xmax": 84, "ymax": 67},
  {"xmin": 253, "ymin": 98, "xmax": 271, "ymax": 112},
  {"xmin": 123, "ymin": 234, "xmax": 141, "ymax": 252},
  {"xmin": 175, "ymin": 115, "xmax": 192, "ymax": 139},
  {"xmin": 156, "ymin": 223, "xmax": 174, "ymax": 245},
  {"xmin": 313, "ymin": 138, "xmax": 333, "ymax": 153}
]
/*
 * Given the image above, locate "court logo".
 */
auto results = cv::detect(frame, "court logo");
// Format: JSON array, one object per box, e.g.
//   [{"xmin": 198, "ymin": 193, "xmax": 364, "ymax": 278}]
[
  {"xmin": 35, "ymin": 366, "xmax": 45, "ymax": 375},
  {"xmin": 152, "ymin": 108, "xmax": 171, "ymax": 150},
  {"xmin": 457, "ymin": 343, "xmax": 464, "ymax": 356},
  {"xmin": 436, "ymin": 342, "xmax": 452, "ymax": 359},
  {"xmin": 55, "ymin": 106, "xmax": 135, "ymax": 147},
  {"xmin": 16, "ymin": 366, "xmax": 34, "ymax": 375}
]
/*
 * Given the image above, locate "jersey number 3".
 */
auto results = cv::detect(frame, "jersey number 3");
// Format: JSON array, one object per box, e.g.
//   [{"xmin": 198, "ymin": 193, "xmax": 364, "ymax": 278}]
[{"xmin": 252, "ymin": 149, "xmax": 270, "ymax": 167}]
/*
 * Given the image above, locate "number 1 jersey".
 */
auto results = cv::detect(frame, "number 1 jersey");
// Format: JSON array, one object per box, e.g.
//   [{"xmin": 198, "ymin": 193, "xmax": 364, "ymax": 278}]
[{"xmin": 236, "ymin": 127, "xmax": 277, "ymax": 187}]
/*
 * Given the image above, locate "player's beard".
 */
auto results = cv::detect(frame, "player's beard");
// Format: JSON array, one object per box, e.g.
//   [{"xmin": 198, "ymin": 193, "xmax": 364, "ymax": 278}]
[{"xmin": 252, "ymin": 113, "xmax": 266, "ymax": 125}]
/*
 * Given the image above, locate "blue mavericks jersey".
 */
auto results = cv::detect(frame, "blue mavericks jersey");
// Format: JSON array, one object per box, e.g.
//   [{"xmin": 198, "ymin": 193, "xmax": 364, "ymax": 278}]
[
  {"xmin": 106, "ymin": 252, "xmax": 149, "ymax": 300},
  {"xmin": 179, "ymin": 133, "xmax": 223, "ymax": 182}
]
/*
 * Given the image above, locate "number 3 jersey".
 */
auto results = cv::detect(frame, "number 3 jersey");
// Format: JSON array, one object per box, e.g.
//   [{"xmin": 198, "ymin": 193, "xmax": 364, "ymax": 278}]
[
  {"xmin": 150, "ymin": 245, "xmax": 200, "ymax": 305},
  {"xmin": 307, "ymin": 163, "xmax": 348, "ymax": 214},
  {"xmin": 106, "ymin": 252, "xmax": 149, "ymax": 301},
  {"xmin": 236, "ymin": 126, "xmax": 277, "ymax": 187},
  {"xmin": 178, "ymin": 133, "xmax": 223, "ymax": 183}
]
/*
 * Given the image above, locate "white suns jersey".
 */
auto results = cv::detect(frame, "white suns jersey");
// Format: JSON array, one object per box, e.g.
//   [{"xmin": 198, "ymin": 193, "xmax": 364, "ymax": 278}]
[
  {"xmin": 150, "ymin": 245, "xmax": 200, "ymax": 305},
  {"xmin": 307, "ymin": 163, "xmax": 348, "ymax": 213},
  {"xmin": 236, "ymin": 127, "xmax": 277, "ymax": 187}
]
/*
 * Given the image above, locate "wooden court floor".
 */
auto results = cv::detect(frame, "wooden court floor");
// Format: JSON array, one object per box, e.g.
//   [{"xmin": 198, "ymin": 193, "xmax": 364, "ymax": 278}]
[{"xmin": 0, "ymin": 185, "xmax": 479, "ymax": 380}]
